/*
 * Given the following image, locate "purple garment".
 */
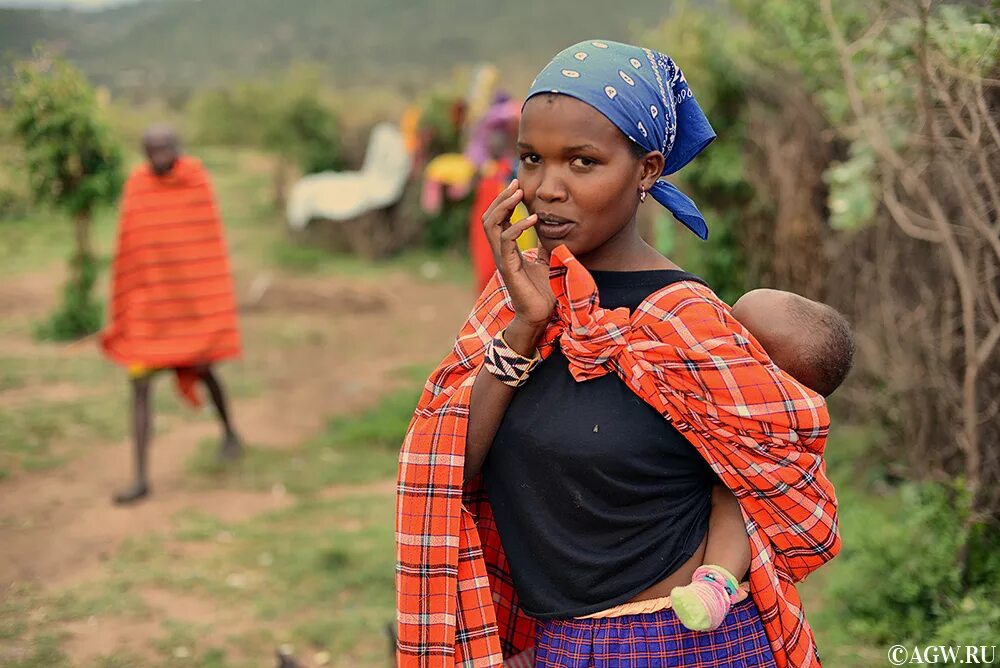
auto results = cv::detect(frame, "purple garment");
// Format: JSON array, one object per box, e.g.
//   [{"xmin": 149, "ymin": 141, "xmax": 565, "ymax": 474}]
[
  {"xmin": 465, "ymin": 100, "xmax": 521, "ymax": 167},
  {"xmin": 533, "ymin": 598, "xmax": 779, "ymax": 667}
]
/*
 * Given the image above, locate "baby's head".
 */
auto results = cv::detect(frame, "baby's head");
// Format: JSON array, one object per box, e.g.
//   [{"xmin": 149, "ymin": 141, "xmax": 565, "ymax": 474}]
[{"xmin": 731, "ymin": 289, "xmax": 856, "ymax": 397}]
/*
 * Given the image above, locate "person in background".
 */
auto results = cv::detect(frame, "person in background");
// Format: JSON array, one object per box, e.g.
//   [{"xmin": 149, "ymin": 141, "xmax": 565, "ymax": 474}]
[
  {"xmin": 467, "ymin": 94, "xmax": 536, "ymax": 293},
  {"xmin": 101, "ymin": 125, "xmax": 243, "ymax": 505}
]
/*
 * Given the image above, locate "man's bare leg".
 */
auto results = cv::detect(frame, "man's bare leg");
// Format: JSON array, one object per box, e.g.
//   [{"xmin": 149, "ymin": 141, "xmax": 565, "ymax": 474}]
[
  {"xmin": 113, "ymin": 374, "xmax": 154, "ymax": 504},
  {"xmin": 196, "ymin": 364, "xmax": 243, "ymax": 460}
]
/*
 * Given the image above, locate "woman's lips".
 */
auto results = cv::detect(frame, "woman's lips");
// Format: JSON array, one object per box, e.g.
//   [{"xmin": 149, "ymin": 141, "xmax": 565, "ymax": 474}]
[{"xmin": 536, "ymin": 215, "xmax": 576, "ymax": 240}]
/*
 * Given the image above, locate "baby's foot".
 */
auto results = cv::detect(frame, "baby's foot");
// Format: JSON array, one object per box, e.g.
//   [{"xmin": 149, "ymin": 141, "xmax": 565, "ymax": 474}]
[{"xmin": 671, "ymin": 565, "xmax": 739, "ymax": 632}]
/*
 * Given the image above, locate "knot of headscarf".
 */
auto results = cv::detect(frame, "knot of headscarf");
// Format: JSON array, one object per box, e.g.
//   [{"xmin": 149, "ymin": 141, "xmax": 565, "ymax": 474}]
[
  {"xmin": 548, "ymin": 246, "xmax": 633, "ymax": 382},
  {"xmin": 526, "ymin": 40, "xmax": 716, "ymax": 240}
]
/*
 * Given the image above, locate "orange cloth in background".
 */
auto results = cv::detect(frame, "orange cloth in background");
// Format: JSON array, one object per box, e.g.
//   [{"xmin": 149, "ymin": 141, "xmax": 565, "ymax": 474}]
[
  {"xmin": 101, "ymin": 157, "xmax": 241, "ymax": 406},
  {"xmin": 469, "ymin": 158, "xmax": 536, "ymax": 293}
]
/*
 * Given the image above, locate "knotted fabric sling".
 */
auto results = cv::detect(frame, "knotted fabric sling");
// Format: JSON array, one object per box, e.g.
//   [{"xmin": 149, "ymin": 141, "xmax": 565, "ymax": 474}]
[{"xmin": 396, "ymin": 245, "xmax": 839, "ymax": 668}]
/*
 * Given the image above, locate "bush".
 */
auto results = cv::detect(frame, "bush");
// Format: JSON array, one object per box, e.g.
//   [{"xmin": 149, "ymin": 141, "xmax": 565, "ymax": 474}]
[
  {"xmin": 422, "ymin": 191, "xmax": 473, "ymax": 252},
  {"xmin": 187, "ymin": 81, "xmax": 272, "ymax": 146},
  {"xmin": 825, "ymin": 481, "xmax": 1000, "ymax": 645},
  {"xmin": 418, "ymin": 93, "xmax": 463, "ymax": 157},
  {"xmin": 638, "ymin": 2, "xmax": 759, "ymax": 305},
  {"xmin": 188, "ymin": 66, "xmax": 343, "ymax": 174},
  {"xmin": 9, "ymin": 53, "xmax": 123, "ymax": 340},
  {"xmin": 0, "ymin": 116, "xmax": 31, "ymax": 220},
  {"xmin": 264, "ymin": 92, "xmax": 343, "ymax": 174},
  {"xmin": 35, "ymin": 254, "xmax": 103, "ymax": 341},
  {"xmin": 0, "ymin": 158, "xmax": 31, "ymax": 221}
]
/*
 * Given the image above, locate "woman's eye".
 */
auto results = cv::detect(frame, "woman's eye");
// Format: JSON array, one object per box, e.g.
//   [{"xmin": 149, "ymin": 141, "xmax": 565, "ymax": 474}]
[
  {"xmin": 520, "ymin": 154, "xmax": 541, "ymax": 165},
  {"xmin": 572, "ymin": 157, "xmax": 596, "ymax": 168}
]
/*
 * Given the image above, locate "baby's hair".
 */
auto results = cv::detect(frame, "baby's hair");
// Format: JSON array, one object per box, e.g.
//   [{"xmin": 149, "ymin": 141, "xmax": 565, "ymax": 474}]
[{"xmin": 785, "ymin": 297, "xmax": 856, "ymax": 397}]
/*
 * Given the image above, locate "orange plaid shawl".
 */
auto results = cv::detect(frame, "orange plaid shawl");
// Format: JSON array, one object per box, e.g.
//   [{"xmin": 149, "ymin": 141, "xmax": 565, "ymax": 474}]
[
  {"xmin": 396, "ymin": 246, "xmax": 839, "ymax": 667},
  {"xmin": 101, "ymin": 157, "xmax": 241, "ymax": 406}
]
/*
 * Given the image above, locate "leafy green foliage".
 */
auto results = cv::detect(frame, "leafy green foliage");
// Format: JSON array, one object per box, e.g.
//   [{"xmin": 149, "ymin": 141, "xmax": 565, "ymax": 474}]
[
  {"xmin": 422, "ymin": 192, "xmax": 473, "ymax": 252},
  {"xmin": 824, "ymin": 481, "xmax": 1000, "ymax": 645},
  {"xmin": 8, "ymin": 53, "xmax": 123, "ymax": 340},
  {"xmin": 418, "ymin": 93, "xmax": 464, "ymax": 157},
  {"xmin": 264, "ymin": 92, "xmax": 344, "ymax": 174},
  {"xmin": 0, "ymin": 114, "xmax": 33, "ymax": 220},
  {"xmin": 639, "ymin": 2, "xmax": 760, "ymax": 304},
  {"xmin": 189, "ymin": 66, "xmax": 343, "ymax": 174},
  {"xmin": 186, "ymin": 81, "xmax": 272, "ymax": 146},
  {"xmin": 34, "ymin": 253, "xmax": 104, "ymax": 341},
  {"xmin": 10, "ymin": 54, "xmax": 123, "ymax": 218},
  {"xmin": 824, "ymin": 144, "xmax": 877, "ymax": 232},
  {"xmin": 0, "ymin": 150, "xmax": 32, "ymax": 221}
]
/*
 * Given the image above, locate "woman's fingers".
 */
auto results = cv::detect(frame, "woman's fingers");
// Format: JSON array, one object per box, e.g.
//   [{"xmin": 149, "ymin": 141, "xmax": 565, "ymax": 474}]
[
  {"xmin": 499, "ymin": 214, "xmax": 538, "ymax": 244},
  {"xmin": 483, "ymin": 188, "xmax": 524, "ymax": 255},
  {"xmin": 533, "ymin": 243, "xmax": 551, "ymax": 266},
  {"xmin": 488, "ymin": 189, "xmax": 523, "ymax": 233},
  {"xmin": 480, "ymin": 179, "xmax": 519, "ymax": 228},
  {"xmin": 498, "ymin": 214, "xmax": 538, "ymax": 272}
]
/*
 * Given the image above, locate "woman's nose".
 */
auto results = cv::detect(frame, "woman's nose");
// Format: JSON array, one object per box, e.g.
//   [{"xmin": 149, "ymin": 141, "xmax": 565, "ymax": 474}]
[{"xmin": 535, "ymin": 169, "xmax": 568, "ymax": 203}]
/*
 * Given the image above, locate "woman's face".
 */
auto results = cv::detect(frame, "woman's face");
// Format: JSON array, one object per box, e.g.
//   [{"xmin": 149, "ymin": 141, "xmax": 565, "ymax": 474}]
[{"xmin": 517, "ymin": 94, "xmax": 661, "ymax": 260}]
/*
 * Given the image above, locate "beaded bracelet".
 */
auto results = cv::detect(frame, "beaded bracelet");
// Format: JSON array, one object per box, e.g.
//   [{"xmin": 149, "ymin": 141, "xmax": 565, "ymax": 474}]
[{"xmin": 484, "ymin": 328, "xmax": 542, "ymax": 387}]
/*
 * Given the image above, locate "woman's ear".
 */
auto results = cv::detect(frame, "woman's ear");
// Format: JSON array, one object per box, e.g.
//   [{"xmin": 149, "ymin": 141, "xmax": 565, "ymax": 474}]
[{"xmin": 640, "ymin": 151, "xmax": 666, "ymax": 190}]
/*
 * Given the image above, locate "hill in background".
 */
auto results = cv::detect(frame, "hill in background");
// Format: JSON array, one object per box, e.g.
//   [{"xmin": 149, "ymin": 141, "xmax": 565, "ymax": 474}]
[{"xmin": 1, "ymin": 0, "xmax": 679, "ymax": 97}]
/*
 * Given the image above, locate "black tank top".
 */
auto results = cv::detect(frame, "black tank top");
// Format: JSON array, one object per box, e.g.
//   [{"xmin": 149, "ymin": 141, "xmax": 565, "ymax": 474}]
[{"xmin": 482, "ymin": 269, "xmax": 717, "ymax": 619}]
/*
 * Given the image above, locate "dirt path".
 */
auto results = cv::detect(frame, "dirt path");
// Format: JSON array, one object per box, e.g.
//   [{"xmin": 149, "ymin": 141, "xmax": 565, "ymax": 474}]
[{"xmin": 0, "ymin": 268, "xmax": 471, "ymax": 593}]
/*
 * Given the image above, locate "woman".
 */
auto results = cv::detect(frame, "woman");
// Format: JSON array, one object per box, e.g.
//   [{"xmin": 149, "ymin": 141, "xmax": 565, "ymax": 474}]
[{"xmin": 396, "ymin": 40, "xmax": 839, "ymax": 668}]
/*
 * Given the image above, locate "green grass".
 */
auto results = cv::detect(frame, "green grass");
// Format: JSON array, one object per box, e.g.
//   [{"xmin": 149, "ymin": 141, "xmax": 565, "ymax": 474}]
[
  {"xmin": 0, "ymin": 365, "xmax": 421, "ymax": 662},
  {"xmin": 1, "ymin": 494, "xmax": 398, "ymax": 666},
  {"xmin": 0, "ymin": 366, "xmax": 28, "ymax": 392},
  {"xmin": 91, "ymin": 653, "xmax": 149, "ymax": 668},
  {"xmin": 0, "ymin": 585, "xmax": 72, "ymax": 666},
  {"xmin": 2, "ymin": 632, "xmax": 70, "ymax": 668},
  {"xmin": 0, "ymin": 206, "xmax": 119, "ymax": 279},
  {"xmin": 268, "ymin": 237, "xmax": 472, "ymax": 285},
  {"xmin": 0, "ymin": 396, "xmax": 127, "ymax": 474},
  {"xmin": 187, "ymin": 381, "xmax": 421, "ymax": 496},
  {"xmin": 152, "ymin": 620, "xmax": 218, "ymax": 667},
  {"xmin": 0, "ymin": 354, "xmax": 256, "ymax": 480},
  {"xmin": 47, "ymin": 581, "xmax": 149, "ymax": 625},
  {"xmin": 201, "ymin": 494, "xmax": 396, "ymax": 663},
  {"xmin": 0, "ymin": 355, "xmax": 116, "ymax": 388}
]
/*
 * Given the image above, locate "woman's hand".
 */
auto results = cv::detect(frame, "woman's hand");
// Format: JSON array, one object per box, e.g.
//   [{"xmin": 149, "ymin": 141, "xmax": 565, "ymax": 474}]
[{"xmin": 482, "ymin": 179, "xmax": 555, "ymax": 340}]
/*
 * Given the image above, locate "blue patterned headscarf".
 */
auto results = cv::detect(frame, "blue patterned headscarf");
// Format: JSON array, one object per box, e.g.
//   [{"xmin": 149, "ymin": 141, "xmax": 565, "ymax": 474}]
[{"xmin": 526, "ymin": 40, "xmax": 715, "ymax": 240}]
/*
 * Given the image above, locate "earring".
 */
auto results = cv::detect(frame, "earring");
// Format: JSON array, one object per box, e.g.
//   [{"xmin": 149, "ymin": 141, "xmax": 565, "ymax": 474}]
[{"xmin": 639, "ymin": 187, "xmax": 647, "ymax": 203}]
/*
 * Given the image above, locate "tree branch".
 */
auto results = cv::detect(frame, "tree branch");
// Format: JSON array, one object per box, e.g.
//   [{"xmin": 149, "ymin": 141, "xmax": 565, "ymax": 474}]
[
  {"xmin": 882, "ymin": 180, "xmax": 944, "ymax": 242},
  {"xmin": 977, "ymin": 319, "xmax": 1000, "ymax": 369}
]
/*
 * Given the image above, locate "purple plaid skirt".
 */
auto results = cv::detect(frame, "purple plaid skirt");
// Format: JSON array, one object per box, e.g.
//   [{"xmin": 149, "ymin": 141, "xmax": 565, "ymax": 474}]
[{"xmin": 533, "ymin": 598, "xmax": 778, "ymax": 667}]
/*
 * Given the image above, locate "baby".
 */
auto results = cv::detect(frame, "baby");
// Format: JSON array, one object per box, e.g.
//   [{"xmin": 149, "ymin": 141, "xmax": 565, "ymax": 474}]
[{"xmin": 670, "ymin": 288, "xmax": 856, "ymax": 631}]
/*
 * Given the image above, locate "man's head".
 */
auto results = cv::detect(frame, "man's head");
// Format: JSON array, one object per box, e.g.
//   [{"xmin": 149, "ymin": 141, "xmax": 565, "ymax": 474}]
[
  {"xmin": 731, "ymin": 289, "xmax": 856, "ymax": 397},
  {"xmin": 142, "ymin": 124, "xmax": 181, "ymax": 176}
]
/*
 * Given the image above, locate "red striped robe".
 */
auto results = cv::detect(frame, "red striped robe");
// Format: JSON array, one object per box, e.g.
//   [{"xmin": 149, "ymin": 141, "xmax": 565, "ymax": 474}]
[{"xmin": 101, "ymin": 156, "xmax": 241, "ymax": 405}]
